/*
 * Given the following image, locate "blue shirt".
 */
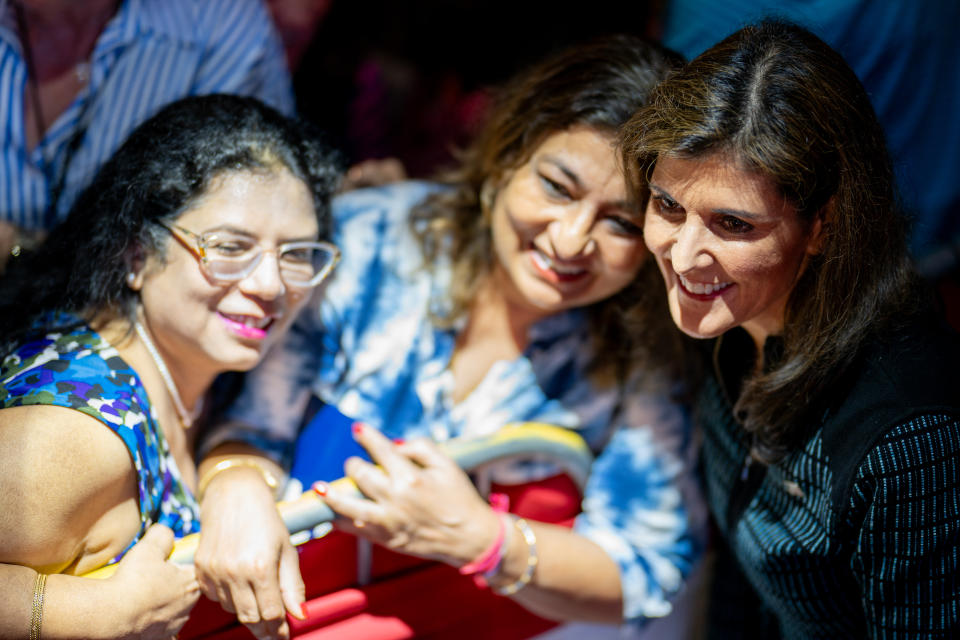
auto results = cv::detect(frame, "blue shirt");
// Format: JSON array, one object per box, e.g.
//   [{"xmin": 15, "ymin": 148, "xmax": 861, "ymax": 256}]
[
  {"xmin": 0, "ymin": 0, "xmax": 294, "ymax": 230},
  {"xmin": 207, "ymin": 181, "xmax": 706, "ymax": 623}
]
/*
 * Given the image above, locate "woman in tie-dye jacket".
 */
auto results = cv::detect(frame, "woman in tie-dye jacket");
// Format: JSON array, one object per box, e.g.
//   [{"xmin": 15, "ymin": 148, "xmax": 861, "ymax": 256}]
[{"xmin": 198, "ymin": 35, "xmax": 707, "ymax": 637}]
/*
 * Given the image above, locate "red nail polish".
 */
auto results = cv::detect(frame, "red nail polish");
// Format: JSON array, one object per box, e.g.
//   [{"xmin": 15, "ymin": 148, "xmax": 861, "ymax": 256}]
[
  {"xmin": 351, "ymin": 422, "xmax": 363, "ymax": 436},
  {"xmin": 393, "ymin": 438, "xmax": 405, "ymax": 445},
  {"xmin": 313, "ymin": 481, "xmax": 328, "ymax": 496},
  {"xmin": 301, "ymin": 602, "xmax": 309, "ymax": 617}
]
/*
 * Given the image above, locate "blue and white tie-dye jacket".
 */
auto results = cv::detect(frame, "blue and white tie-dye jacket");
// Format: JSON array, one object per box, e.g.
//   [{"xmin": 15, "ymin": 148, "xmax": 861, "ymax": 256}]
[{"xmin": 205, "ymin": 181, "xmax": 706, "ymax": 623}]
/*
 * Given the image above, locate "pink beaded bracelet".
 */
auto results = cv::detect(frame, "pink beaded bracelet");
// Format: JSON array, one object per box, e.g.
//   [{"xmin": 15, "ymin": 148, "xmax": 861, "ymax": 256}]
[{"xmin": 458, "ymin": 492, "xmax": 510, "ymax": 577}]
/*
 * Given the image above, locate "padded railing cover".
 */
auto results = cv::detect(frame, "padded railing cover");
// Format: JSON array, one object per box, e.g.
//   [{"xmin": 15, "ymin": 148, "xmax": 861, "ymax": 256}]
[{"xmin": 179, "ymin": 473, "xmax": 581, "ymax": 639}]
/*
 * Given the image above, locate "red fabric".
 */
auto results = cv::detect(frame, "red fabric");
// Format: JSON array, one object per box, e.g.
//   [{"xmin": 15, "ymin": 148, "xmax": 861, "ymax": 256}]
[{"xmin": 180, "ymin": 473, "xmax": 581, "ymax": 639}]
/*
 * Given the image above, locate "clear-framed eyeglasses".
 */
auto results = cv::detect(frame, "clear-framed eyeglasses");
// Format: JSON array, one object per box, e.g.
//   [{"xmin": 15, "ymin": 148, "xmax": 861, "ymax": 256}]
[{"xmin": 160, "ymin": 222, "xmax": 340, "ymax": 289}]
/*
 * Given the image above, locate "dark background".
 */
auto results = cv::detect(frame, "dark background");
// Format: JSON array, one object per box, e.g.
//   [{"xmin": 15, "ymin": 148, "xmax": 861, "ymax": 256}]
[{"xmin": 290, "ymin": 0, "xmax": 662, "ymax": 176}]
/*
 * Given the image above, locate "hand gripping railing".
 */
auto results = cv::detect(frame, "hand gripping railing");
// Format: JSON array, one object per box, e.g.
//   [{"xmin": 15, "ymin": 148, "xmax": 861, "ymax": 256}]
[{"xmin": 83, "ymin": 422, "xmax": 593, "ymax": 579}]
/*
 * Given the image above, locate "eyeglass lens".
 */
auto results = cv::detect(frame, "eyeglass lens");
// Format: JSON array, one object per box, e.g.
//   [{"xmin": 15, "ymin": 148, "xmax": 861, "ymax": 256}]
[{"xmin": 201, "ymin": 232, "xmax": 337, "ymax": 287}]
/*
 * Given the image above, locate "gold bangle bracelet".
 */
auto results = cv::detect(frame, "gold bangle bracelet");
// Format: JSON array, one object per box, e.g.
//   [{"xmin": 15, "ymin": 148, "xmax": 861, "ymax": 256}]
[
  {"xmin": 197, "ymin": 458, "xmax": 281, "ymax": 501},
  {"xmin": 492, "ymin": 517, "xmax": 538, "ymax": 596},
  {"xmin": 30, "ymin": 572, "xmax": 46, "ymax": 640}
]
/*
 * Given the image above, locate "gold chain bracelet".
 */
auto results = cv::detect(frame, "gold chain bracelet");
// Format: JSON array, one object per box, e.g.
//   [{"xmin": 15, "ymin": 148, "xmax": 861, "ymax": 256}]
[{"xmin": 29, "ymin": 572, "xmax": 47, "ymax": 640}]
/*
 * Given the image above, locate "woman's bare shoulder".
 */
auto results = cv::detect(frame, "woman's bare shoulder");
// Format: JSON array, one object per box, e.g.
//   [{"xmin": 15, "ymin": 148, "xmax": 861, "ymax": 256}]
[{"xmin": 0, "ymin": 404, "xmax": 139, "ymax": 571}]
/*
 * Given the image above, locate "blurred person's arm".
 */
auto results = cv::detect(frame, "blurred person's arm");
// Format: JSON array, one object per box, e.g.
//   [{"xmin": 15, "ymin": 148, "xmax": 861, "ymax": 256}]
[{"xmin": 340, "ymin": 158, "xmax": 407, "ymax": 192}]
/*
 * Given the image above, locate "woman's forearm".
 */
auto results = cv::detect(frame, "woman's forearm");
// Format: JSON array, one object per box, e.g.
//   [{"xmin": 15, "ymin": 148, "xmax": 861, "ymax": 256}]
[
  {"xmin": 1, "ymin": 524, "xmax": 199, "ymax": 639},
  {"xmin": 194, "ymin": 441, "xmax": 305, "ymax": 636},
  {"xmin": 0, "ymin": 565, "xmax": 116, "ymax": 640},
  {"xmin": 0, "ymin": 564, "xmax": 40, "ymax": 640},
  {"xmin": 487, "ymin": 521, "xmax": 624, "ymax": 623}
]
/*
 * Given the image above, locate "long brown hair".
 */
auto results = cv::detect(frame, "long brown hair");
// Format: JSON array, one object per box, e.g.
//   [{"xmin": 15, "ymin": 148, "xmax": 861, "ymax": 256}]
[
  {"xmin": 411, "ymin": 34, "xmax": 686, "ymax": 383},
  {"xmin": 621, "ymin": 20, "xmax": 919, "ymax": 460}
]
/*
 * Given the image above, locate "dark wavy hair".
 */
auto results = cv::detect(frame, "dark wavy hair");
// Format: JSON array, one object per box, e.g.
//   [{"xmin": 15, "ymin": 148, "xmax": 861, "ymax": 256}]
[
  {"xmin": 621, "ymin": 20, "xmax": 919, "ymax": 461},
  {"xmin": 0, "ymin": 94, "xmax": 341, "ymax": 353},
  {"xmin": 412, "ymin": 34, "xmax": 686, "ymax": 384}
]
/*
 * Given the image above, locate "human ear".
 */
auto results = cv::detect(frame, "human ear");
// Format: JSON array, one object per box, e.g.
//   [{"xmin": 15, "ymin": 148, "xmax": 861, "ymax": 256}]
[
  {"xmin": 125, "ymin": 244, "xmax": 146, "ymax": 291},
  {"xmin": 805, "ymin": 200, "xmax": 831, "ymax": 256}
]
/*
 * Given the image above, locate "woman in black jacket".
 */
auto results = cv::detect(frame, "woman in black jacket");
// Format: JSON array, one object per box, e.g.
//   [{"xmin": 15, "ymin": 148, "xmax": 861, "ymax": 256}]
[{"xmin": 622, "ymin": 19, "xmax": 960, "ymax": 639}]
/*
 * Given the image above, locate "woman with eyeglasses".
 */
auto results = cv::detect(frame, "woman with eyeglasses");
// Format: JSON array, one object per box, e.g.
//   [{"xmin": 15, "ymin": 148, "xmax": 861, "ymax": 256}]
[
  {"xmin": 197, "ymin": 35, "xmax": 706, "ymax": 639},
  {"xmin": 0, "ymin": 94, "xmax": 340, "ymax": 639}
]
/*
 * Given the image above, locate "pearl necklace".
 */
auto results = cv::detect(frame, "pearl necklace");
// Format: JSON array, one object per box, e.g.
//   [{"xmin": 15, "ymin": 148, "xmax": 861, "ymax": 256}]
[{"xmin": 133, "ymin": 320, "xmax": 202, "ymax": 428}]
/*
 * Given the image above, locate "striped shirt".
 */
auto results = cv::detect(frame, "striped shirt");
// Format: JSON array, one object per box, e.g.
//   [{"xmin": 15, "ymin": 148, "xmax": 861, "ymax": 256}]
[
  {"xmin": 699, "ymin": 324, "xmax": 960, "ymax": 639},
  {"xmin": 0, "ymin": 0, "xmax": 294, "ymax": 231}
]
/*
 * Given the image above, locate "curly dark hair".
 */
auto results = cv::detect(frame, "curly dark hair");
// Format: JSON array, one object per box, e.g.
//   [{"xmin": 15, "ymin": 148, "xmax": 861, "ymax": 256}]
[
  {"xmin": 621, "ymin": 20, "xmax": 920, "ymax": 461},
  {"xmin": 411, "ymin": 34, "xmax": 687, "ymax": 385},
  {"xmin": 0, "ymin": 94, "xmax": 342, "ymax": 353}
]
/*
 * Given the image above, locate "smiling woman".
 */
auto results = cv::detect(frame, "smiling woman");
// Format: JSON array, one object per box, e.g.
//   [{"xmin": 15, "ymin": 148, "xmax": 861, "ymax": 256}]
[
  {"xmin": 644, "ymin": 152, "xmax": 821, "ymax": 346},
  {"xmin": 622, "ymin": 19, "xmax": 960, "ymax": 638},
  {"xmin": 130, "ymin": 169, "xmax": 330, "ymax": 378},
  {"xmin": 0, "ymin": 94, "xmax": 340, "ymax": 638},
  {"xmin": 197, "ymin": 35, "xmax": 707, "ymax": 639},
  {"xmin": 489, "ymin": 126, "xmax": 647, "ymax": 320}
]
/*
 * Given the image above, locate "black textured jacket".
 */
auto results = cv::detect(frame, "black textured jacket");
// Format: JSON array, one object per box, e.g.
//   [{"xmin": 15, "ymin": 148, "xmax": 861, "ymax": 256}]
[{"xmin": 700, "ymin": 310, "xmax": 960, "ymax": 639}]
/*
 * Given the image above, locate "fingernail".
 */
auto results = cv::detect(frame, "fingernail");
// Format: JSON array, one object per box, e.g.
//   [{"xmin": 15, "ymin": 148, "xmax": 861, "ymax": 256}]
[
  {"xmin": 313, "ymin": 481, "xmax": 328, "ymax": 496},
  {"xmin": 300, "ymin": 602, "xmax": 309, "ymax": 618},
  {"xmin": 351, "ymin": 422, "xmax": 364, "ymax": 436},
  {"xmin": 393, "ymin": 438, "xmax": 405, "ymax": 445}
]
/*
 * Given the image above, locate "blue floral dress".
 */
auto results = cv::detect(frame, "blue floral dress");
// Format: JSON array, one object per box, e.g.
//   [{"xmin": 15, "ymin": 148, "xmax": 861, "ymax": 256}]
[{"xmin": 0, "ymin": 314, "xmax": 200, "ymax": 562}]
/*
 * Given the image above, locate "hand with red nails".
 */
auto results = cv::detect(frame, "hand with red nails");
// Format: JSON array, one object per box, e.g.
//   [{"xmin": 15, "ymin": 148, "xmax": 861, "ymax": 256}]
[
  {"xmin": 194, "ymin": 446, "xmax": 304, "ymax": 640},
  {"xmin": 320, "ymin": 423, "xmax": 502, "ymax": 568}
]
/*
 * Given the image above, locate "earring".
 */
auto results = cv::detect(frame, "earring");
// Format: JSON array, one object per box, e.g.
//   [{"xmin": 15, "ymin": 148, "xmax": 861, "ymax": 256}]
[{"xmin": 126, "ymin": 272, "xmax": 136, "ymax": 286}]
